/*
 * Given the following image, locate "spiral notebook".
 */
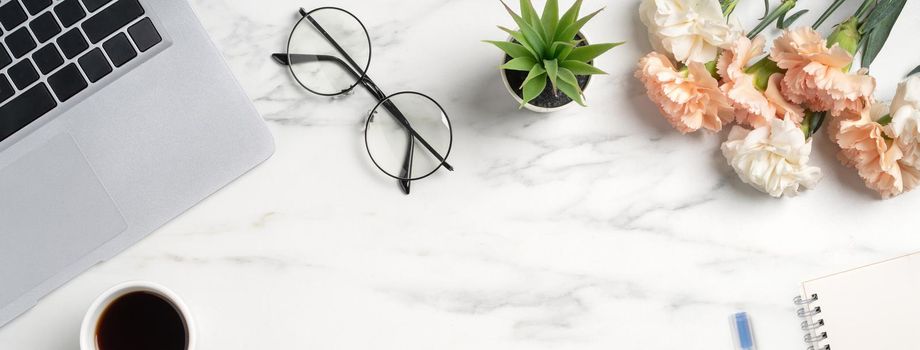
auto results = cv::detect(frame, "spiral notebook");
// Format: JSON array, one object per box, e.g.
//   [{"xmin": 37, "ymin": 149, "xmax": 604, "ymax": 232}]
[{"xmin": 794, "ymin": 251, "xmax": 920, "ymax": 350}]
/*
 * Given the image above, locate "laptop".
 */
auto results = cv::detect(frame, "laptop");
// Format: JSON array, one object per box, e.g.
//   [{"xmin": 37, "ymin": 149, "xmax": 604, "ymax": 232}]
[{"xmin": 0, "ymin": 0, "xmax": 274, "ymax": 327}]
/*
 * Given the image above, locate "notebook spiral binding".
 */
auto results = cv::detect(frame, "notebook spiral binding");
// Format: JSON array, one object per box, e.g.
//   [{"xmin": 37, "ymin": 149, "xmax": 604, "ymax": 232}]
[{"xmin": 794, "ymin": 294, "xmax": 830, "ymax": 350}]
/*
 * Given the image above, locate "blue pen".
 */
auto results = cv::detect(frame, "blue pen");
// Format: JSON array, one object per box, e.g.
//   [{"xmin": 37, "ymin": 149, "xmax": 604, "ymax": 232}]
[{"xmin": 730, "ymin": 312, "xmax": 757, "ymax": 350}]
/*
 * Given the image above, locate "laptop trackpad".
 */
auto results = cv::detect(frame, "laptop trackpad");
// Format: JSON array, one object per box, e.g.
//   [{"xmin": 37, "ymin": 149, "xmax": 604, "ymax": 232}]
[{"xmin": 0, "ymin": 133, "xmax": 126, "ymax": 307}]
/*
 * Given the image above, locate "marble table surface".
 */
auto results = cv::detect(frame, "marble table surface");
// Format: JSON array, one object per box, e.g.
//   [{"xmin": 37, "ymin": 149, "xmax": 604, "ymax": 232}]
[{"xmin": 3, "ymin": 0, "xmax": 920, "ymax": 349}]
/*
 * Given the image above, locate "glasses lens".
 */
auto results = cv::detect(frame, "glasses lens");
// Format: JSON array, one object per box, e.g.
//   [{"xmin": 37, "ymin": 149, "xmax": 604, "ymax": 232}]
[
  {"xmin": 287, "ymin": 8, "xmax": 371, "ymax": 95},
  {"xmin": 365, "ymin": 93, "xmax": 452, "ymax": 181}
]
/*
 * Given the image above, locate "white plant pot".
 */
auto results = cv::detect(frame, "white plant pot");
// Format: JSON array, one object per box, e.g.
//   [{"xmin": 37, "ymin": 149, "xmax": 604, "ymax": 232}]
[{"xmin": 499, "ymin": 33, "xmax": 592, "ymax": 113}]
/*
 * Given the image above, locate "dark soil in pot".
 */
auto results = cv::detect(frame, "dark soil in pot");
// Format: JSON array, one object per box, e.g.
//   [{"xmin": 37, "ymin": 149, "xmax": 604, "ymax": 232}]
[
  {"xmin": 504, "ymin": 67, "xmax": 591, "ymax": 109},
  {"xmin": 504, "ymin": 34, "xmax": 592, "ymax": 109}
]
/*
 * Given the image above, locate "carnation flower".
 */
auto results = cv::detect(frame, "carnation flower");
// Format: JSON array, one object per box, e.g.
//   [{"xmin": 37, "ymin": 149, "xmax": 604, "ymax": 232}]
[
  {"xmin": 886, "ymin": 76, "xmax": 920, "ymax": 145},
  {"xmin": 718, "ymin": 35, "xmax": 803, "ymax": 127},
  {"xmin": 721, "ymin": 118, "xmax": 822, "ymax": 197},
  {"xmin": 770, "ymin": 26, "xmax": 875, "ymax": 116},
  {"xmin": 835, "ymin": 103, "xmax": 920, "ymax": 198},
  {"xmin": 639, "ymin": 0, "xmax": 740, "ymax": 64},
  {"xmin": 635, "ymin": 51, "xmax": 732, "ymax": 133},
  {"xmin": 885, "ymin": 76, "xmax": 920, "ymax": 184}
]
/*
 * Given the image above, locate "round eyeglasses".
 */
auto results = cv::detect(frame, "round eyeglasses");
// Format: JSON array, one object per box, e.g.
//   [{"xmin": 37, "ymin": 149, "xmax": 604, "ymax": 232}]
[{"xmin": 272, "ymin": 7, "xmax": 454, "ymax": 194}]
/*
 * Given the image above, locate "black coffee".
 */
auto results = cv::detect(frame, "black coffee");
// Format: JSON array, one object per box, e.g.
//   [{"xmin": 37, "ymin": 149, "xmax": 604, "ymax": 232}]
[{"xmin": 95, "ymin": 291, "xmax": 187, "ymax": 350}]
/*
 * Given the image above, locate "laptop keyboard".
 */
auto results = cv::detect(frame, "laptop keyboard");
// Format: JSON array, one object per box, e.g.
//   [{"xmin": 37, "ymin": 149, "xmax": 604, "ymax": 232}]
[{"xmin": 0, "ymin": 0, "xmax": 162, "ymax": 142}]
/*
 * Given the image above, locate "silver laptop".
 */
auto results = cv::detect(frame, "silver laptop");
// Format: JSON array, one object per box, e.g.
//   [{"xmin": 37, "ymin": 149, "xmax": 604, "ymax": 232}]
[{"xmin": 0, "ymin": 0, "xmax": 274, "ymax": 326}]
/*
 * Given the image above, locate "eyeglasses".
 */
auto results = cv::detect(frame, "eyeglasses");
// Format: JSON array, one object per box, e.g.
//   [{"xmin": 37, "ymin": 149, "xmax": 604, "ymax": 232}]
[{"xmin": 272, "ymin": 7, "xmax": 454, "ymax": 195}]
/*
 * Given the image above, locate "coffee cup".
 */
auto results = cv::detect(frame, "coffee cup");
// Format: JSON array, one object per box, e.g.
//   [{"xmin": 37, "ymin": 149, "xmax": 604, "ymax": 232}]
[{"xmin": 80, "ymin": 281, "xmax": 196, "ymax": 350}]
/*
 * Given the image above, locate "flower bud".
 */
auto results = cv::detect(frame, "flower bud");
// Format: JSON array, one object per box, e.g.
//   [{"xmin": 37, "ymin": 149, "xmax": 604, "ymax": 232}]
[
  {"xmin": 744, "ymin": 57, "xmax": 783, "ymax": 92},
  {"xmin": 827, "ymin": 17, "xmax": 860, "ymax": 56}
]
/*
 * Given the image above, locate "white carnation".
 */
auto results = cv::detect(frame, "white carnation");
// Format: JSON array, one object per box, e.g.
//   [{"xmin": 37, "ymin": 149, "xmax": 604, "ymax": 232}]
[
  {"xmin": 885, "ymin": 76, "xmax": 920, "ymax": 167},
  {"xmin": 639, "ymin": 0, "xmax": 740, "ymax": 64},
  {"xmin": 721, "ymin": 118, "xmax": 822, "ymax": 197}
]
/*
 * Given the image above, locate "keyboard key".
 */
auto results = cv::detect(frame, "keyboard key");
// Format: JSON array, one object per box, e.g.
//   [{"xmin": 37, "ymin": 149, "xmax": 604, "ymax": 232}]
[
  {"xmin": 47, "ymin": 63, "xmax": 87, "ymax": 101},
  {"xmin": 82, "ymin": 0, "xmax": 143, "ymax": 43},
  {"xmin": 0, "ymin": 83, "xmax": 56, "ymax": 142},
  {"xmin": 29, "ymin": 12, "xmax": 61, "ymax": 43},
  {"xmin": 21, "ymin": 0, "xmax": 52, "ymax": 16},
  {"xmin": 78, "ymin": 47, "xmax": 110, "ymax": 82},
  {"xmin": 6, "ymin": 27, "xmax": 37, "ymax": 58},
  {"xmin": 8, "ymin": 59, "xmax": 38, "ymax": 90},
  {"xmin": 57, "ymin": 28, "xmax": 88, "ymax": 59},
  {"xmin": 0, "ymin": 1, "xmax": 27, "ymax": 31},
  {"xmin": 54, "ymin": 0, "xmax": 86, "ymax": 28},
  {"xmin": 82, "ymin": 0, "xmax": 112, "ymax": 12},
  {"xmin": 33, "ymin": 44, "xmax": 63, "ymax": 74},
  {"xmin": 0, "ymin": 47, "xmax": 11, "ymax": 70},
  {"xmin": 128, "ymin": 17, "xmax": 160, "ymax": 52},
  {"xmin": 0, "ymin": 75, "xmax": 14, "ymax": 103},
  {"xmin": 102, "ymin": 32, "xmax": 134, "ymax": 67}
]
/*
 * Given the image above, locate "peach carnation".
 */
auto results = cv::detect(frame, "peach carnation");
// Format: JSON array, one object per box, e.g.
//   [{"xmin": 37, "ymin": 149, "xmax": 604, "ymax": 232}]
[
  {"xmin": 835, "ymin": 104, "xmax": 920, "ymax": 198},
  {"xmin": 771, "ymin": 27, "xmax": 875, "ymax": 116},
  {"xmin": 718, "ymin": 36, "xmax": 803, "ymax": 128},
  {"xmin": 636, "ymin": 51, "xmax": 732, "ymax": 133}
]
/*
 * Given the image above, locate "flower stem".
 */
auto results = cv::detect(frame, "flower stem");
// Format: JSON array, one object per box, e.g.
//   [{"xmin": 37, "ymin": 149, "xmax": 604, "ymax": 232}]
[
  {"xmin": 854, "ymin": 0, "xmax": 876, "ymax": 20},
  {"xmin": 748, "ymin": 0, "xmax": 797, "ymax": 39},
  {"xmin": 812, "ymin": 0, "xmax": 848, "ymax": 29}
]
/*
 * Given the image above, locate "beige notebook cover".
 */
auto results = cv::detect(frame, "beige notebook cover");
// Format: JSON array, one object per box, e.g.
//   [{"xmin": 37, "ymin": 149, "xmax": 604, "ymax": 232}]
[{"xmin": 797, "ymin": 252, "xmax": 920, "ymax": 350}]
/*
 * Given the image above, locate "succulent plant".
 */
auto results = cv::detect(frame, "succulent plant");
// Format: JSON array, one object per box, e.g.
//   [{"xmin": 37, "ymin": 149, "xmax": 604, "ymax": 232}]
[{"xmin": 486, "ymin": 0, "xmax": 622, "ymax": 107}]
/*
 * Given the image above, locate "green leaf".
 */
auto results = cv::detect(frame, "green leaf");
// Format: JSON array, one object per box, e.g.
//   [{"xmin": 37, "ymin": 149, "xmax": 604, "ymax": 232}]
[
  {"xmin": 800, "ymin": 111, "xmax": 826, "ymax": 137},
  {"xmin": 556, "ymin": 0, "xmax": 583, "ymax": 41},
  {"xmin": 542, "ymin": 0, "xmax": 559, "ymax": 41},
  {"xmin": 561, "ymin": 60, "xmax": 606, "ymax": 75},
  {"xmin": 747, "ymin": 0, "xmax": 796, "ymax": 39},
  {"xmin": 502, "ymin": 1, "xmax": 546, "ymax": 56},
  {"xmin": 518, "ymin": 0, "xmax": 547, "ymax": 43},
  {"xmin": 556, "ymin": 7, "xmax": 604, "ymax": 43},
  {"xmin": 501, "ymin": 56, "xmax": 537, "ymax": 71},
  {"xmin": 781, "ymin": 9, "xmax": 808, "ymax": 29},
  {"xmin": 557, "ymin": 78, "xmax": 586, "ymax": 106},
  {"xmin": 520, "ymin": 22, "xmax": 547, "ymax": 57},
  {"xmin": 908, "ymin": 65, "xmax": 920, "ymax": 77},
  {"xmin": 485, "ymin": 40, "xmax": 533, "ymax": 59},
  {"xmin": 557, "ymin": 67, "xmax": 580, "ymax": 90},
  {"xmin": 519, "ymin": 0, "xmax": 538, "ymax": 26},
  {"xmin": 557, "ymin": 41, "xmax": 578, "ymax": 61},
  {"xmin": 521, "ymin": 73, "xmax": 547, "ymax": 107},
  {"xmin": 810, "ymin": 0, "xmax": 843, "ymax": 29},
  {"xmin": 520, "ymin": 65, "xmax": 546, "ymax": 89},
  {"xmin": 501, "ymin": 1, "xmax": 526, "ymax": 28},
  {"xmin": 498, "ymin": 26, "xmax": 538, "ymax": 58},
  {"xmin": 565, "ymin": 42, "xmax": 623, "ymax": 62},
  {"xmin": 810, "ymin": 112, "xmax": 826, "ymax": 137},
  {"xmin": 544, "ymin": 59, "xmax": 559, "ymax": 91},
  {"xmin": 722, "ymin": 0, "xmax": 739, "ymax": 17},
  {"xmin": 861, "ymin": 0, "xmax": 907, "ymax": 68},
  {"xmin": 549, "ymin": 41, "xmax": 575, "ymax": 58},
  {"xmin": 861, "ymin": 0, "xmax": 906, "ymax": 34},
  {"xmin": 876, "ymin": 114, "xmax": 893, "ymax": 126}
]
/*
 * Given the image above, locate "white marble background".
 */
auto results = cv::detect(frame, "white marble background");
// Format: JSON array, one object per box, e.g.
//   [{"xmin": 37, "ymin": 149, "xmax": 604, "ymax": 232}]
[{"xmin": 3, "ymin": 0, "xmax": 920, "ymax": 349}]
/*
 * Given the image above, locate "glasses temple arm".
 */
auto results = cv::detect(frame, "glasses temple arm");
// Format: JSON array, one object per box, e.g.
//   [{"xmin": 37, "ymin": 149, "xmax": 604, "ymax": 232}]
[
  {"xmin": 304, "ymin": 13, "xmax": 366, "ymax": 75},
  {"xmin": 398, "ymin": 135, "xmax": 414, "ymax": 194}
]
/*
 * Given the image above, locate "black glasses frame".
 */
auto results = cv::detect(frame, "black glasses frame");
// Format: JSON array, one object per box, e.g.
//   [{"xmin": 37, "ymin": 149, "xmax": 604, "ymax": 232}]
[{"xmin": 272, "ymin": 7, "xmax": 453, "ymax": 195}]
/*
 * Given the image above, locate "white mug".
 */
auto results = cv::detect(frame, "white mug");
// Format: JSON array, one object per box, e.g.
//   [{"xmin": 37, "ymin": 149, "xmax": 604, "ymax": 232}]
[{"xmin": 80, "ymin": 281, "xmax": 196, "ymax": 350}]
